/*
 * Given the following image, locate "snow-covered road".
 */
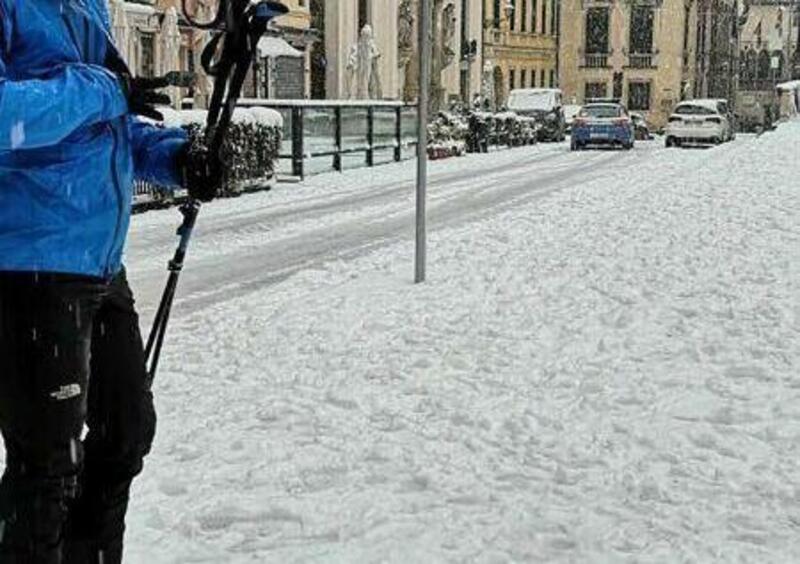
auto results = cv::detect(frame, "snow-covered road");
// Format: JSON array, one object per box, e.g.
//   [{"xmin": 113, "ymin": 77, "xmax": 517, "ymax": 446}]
[{"xmin": 127, "ymin": 141, "xmax": 655, "ymax": 318}]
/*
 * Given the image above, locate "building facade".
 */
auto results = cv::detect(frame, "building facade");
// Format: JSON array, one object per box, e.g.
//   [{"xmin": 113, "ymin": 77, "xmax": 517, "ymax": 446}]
[
  {"xmin": 739, "ymin": 1, "xmax": 799, "ymax": 89},
  {"xmin": 735, "ymin": 1, "xmax": 799, "ymax": 125},
  {"xmin": 694, "ymin": 0, "xmax": 739, "ymax": 101},
  {"xmin": 482, "ymin": 0, "xmax": 560, "ymax": 109},
  {"xmin": 109, "ymin": 0, "xmax": 314, "ymax": 106},
  {"xmin": 559, "ymin": 0, "xmax": 707, "ymax": 128},
  {"xmin": 310, "ymin": 0, "xmax": 484, "ymax": 109}
]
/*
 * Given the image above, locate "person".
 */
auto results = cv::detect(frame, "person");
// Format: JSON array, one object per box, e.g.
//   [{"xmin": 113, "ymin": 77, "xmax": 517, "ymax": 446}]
[{"xmin": 0, "ymin": 1, "xmax": 221, "ymax": 562}]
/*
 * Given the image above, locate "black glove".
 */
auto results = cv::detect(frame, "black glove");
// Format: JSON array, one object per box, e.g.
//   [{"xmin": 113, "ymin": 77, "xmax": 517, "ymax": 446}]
[
  {"xmin": 179, "ymin": 137, "xmax": 224, "ymax": 203},
  {"xmin": 105, "ymin": 49, "xmax": 171, "ymax": 121},
  {"xmin": 117, "ymin": 74, "xmax": 172, "ymax": 121}
]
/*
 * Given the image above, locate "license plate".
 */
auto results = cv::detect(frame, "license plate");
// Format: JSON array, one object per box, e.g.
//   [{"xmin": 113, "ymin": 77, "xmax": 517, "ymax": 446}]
[{"xmin": 590, "ymin": 132, "xmax": 605, "ymax": 139}]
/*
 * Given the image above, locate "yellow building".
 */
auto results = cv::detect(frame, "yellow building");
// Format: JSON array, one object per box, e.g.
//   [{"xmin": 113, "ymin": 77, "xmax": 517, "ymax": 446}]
[
  {"xmin": 559, "ymin": 0, "xmax": 701, "ymax": 128},
  {"xmin": 559, "ymin": 0, "xmax": 741, "ymax": 129},
  {"xmin": 483, "ymin": 0, "xmax": 560, "ymax": 108}
]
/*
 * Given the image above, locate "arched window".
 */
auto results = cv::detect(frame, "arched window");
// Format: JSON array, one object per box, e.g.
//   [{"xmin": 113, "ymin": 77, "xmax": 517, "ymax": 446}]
[
  {"xmin": 758, "ymin": 49, "xmax": 771, "ymax": 80},
  {"xmin": 743, "ymin": 48, "xmax": 758, "ymax": 88}
]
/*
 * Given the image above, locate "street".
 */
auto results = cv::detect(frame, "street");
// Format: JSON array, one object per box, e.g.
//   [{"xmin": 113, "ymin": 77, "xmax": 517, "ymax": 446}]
[{"xmin": 128, "ymin": 139, "xmax": 668, "ymax": 320}]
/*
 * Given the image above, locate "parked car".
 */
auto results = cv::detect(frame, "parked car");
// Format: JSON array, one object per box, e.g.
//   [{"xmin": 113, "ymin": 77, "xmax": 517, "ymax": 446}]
[
  {"xmin": 665, "ymin": 99, "xmax": 733, "ymax": 147},
  {"xmin": 507, "ymin": 88, "xmax": 566, "ymax": 142},
  {"xmin": 630, "ymin": 112, "xmax": 652, "ymax": 140},
  {"xmin": 563, "ymin": 104, "xmax": 582, "ymax": 134},
  {"xmin": 570, "ymin": 102, "xmax": 635, "ymax": 150}
]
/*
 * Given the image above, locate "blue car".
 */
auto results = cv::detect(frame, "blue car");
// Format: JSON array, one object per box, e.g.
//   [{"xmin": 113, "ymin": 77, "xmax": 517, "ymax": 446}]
[{"xmin": 570, "ymin": 103, "xmax": 635, "ymax": 150}]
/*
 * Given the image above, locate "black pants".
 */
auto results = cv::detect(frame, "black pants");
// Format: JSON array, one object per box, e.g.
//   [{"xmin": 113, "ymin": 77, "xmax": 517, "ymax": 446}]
[{"xmin": 0, "ymin": 270, "xmax": 155, "ymax": 564}]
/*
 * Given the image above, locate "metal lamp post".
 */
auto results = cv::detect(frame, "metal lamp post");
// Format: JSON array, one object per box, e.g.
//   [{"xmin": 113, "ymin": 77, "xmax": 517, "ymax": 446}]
[{"xmin": 415, "ymin": 0, "xmax": 432, "ymax": 284}]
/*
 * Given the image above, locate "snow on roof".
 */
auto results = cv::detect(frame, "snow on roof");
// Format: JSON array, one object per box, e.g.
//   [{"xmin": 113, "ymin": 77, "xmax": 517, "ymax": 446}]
[{"xmin": 257, "ymin": 36, "xmax": 303, "ymax": 58}]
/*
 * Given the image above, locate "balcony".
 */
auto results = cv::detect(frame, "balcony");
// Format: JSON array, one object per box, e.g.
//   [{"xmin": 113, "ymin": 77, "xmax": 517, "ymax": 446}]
[
  {"xmin": 581, "ymin": 53, "xmax": 611, "ymax": 69},
  {"xmin": 627, "ymin": 53, "xmax": 658, "ymax": 69}
]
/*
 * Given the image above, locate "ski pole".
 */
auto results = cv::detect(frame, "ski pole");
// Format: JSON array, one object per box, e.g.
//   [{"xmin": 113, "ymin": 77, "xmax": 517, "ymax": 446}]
[{"xmin": 145, "ymin": 200, "xmax": 200, "ymax": 384}]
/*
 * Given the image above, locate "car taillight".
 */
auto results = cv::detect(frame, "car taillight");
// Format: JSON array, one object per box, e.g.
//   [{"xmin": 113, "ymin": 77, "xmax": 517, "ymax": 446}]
[
  {"xmin": 706, "ymin": 117, "xmax": 722, "ymax": 124},
  {"xmin": 668, "ymin": 116, "xmax": 682, "ymax": 123}
]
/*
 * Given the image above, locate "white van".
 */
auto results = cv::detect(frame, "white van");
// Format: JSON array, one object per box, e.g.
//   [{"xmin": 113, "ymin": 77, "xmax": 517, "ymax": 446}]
[{"xmin": 507, "ymin": 88, "xmax": 566, "ymax": 142}]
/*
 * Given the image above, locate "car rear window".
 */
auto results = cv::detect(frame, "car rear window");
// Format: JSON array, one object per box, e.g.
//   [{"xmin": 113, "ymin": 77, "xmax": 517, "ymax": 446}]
[
  {"xmin": 674, "ymin": 105, "xmax": 716, "ymax": 116},
  {"xmin": 580, "ymin": 105, "xmax": 622, "ymax": 118}
]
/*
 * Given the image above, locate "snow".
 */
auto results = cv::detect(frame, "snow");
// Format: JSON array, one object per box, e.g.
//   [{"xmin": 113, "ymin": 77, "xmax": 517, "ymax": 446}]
[
  {"xmin": 508, "ymin": 89, "xmax": 560, "ymax": 112},
  {"xmin": 160, "ymin": 107, "xmax": 284, "ymax": 129},
  {"xmin": 776, "ymin": 80, "xmax": 800, "ymax": 92},
  {"xmin": 257, "ymin": 36, "xmax": 304, "ymax": 59},
  {"xmin": 5, "ymin": 125, "xmax": 800, "ymax": 561},
  {"xmin": 238, "ymin": 98, "xmax": 412, "ymax": 108}
]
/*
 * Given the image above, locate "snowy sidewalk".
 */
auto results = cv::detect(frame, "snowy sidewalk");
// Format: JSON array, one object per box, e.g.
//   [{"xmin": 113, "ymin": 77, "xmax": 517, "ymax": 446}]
[{"xmin": 130, "ymin": 125, "xmax": 797, "ymax": 562}]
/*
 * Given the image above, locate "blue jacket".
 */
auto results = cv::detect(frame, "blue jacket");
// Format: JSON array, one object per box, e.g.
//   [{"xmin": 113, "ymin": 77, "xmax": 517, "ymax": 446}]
[{"xmin": 0, "ymin": 0, "xmax": 187, "ymax": 278}]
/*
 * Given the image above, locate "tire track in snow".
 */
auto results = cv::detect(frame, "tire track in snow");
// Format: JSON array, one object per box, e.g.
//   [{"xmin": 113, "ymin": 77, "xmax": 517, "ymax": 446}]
[{"xmin": 131, "ymin": 147, "xmax": 647, "ymax": 318}]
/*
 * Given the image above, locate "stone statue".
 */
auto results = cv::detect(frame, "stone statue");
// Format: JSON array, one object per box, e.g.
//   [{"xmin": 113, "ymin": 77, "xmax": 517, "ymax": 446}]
[
  {"xmin": 398, "ymin": 0, "xmax": 415, "ymax": 60},
  {"xmin": 398, "ymin": 0, "xmax": 416, "ymax": 101},
  {"xmin": 345, "ymin": 44, "xmax": 358, "ymax": 99},
  {"xmin": 347, "ymin": 24, "xmax": 383, "ymax": 99},
  {"xmin": 441, "ymin": 2, "xmax": 456, "ymax": 67}
]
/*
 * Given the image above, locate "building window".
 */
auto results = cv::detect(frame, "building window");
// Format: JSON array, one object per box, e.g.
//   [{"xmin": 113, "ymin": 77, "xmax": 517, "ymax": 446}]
[
  {"xmin": 540, "ymin": 69, "xmax": 546, "ymax": 87},
  {"xmin": 630, "ymin": 7, "xmax": 654, "ymax": 54},
  {"xmin": 532, "ymin": 0, "xmax": 537, "ymax": 34},
  {"xmin": 585, "ymin": 8, "xmax": 609, "ymax": 53},
  {"xmin": 531, "ymin": 69, "xmax": 536, "ymax": 87},
  {"xmin": 520, "ymin": 69, "xmax": 527, "ymax": 88},
  {"xmin": 549, "ymin": 69, "xmax": 555, "ymax": 87},
  {"xmin": 510, "ymin": 69, "xmax": 516, "ymax": 90},
  {"xmin": 542, "ymin": 0, "xmax": 547, "ymax": 35},
  {"xmin": 139, "ymin": 32, "xmax": 155, "ymax": 78},
  {"xmin": 585, "ymin": 82, "xmax": 607, "ymax": 101},
  {"xmin": 551, "ymin": 0, "xmax": 558, "ymax": 38},
  {"xmin": 628, "ymin": 81, "xmax": 651, "ymax": 110},
  {"xmin": 521, "ymin": 0, "xmax": 528, "ymax": 32},
  {"xmin": 493, "ymin": 0, "xmax": 501, "ymax": 28}
]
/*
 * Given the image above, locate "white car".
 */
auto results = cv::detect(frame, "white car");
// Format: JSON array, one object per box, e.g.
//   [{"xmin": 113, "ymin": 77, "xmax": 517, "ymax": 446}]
[{"xmin": 665, "ymin": 99, "xmax": 733, "ymax": 147}]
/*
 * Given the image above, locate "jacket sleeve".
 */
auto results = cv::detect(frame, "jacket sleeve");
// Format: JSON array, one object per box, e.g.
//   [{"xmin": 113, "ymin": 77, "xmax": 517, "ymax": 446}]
[
  {"xmin": 0, "ymin": 50, "xmax": 128, "ymax": 151},
  {"xmin": 0, "ymin": 13, "xmax": 128, "ymax": 150},
  {"xmin": 128, "ymin": 118, "xmax": 188, "ymax": 189}
]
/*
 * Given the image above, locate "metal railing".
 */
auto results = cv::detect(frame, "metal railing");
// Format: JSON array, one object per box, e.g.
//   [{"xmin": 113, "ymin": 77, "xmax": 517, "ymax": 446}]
[
  {"xmin": 627, "ymin": 53, "xmax": 657, "ymax": 69},
  {"xmin": 238, "ymin": 99, "xmax": 419, "ymax": 179},
  {"xmin": 581, "ymin": 53, "xmax": 610, "ymax": 68}
]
